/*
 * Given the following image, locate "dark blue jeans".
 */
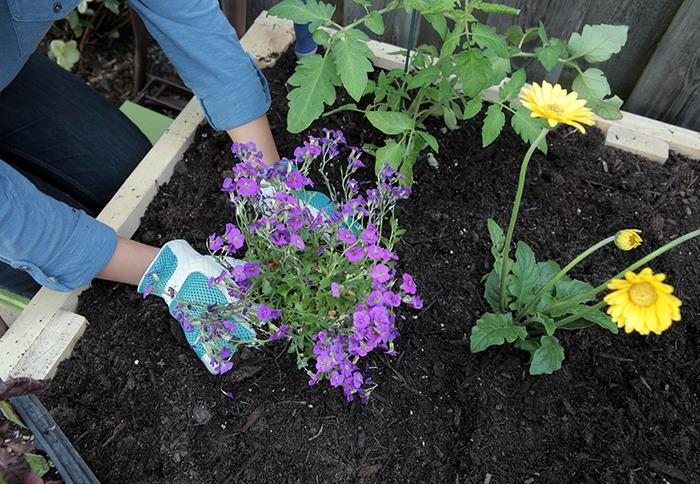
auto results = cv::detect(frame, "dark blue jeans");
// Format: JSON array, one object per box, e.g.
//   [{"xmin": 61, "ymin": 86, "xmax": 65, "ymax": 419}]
[{"xmin": 0, "ymin": 53, "xmax": 151, "ymax": 298}]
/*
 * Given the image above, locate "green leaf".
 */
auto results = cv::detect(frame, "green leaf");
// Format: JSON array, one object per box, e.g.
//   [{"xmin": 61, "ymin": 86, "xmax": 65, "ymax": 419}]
[
  {"xmin": 366, "ymin": 111, "xmax": 413, "ymax": 135},
  {"xmin": 554, "ymin": 277, "xmax": 594, "ymax": 300},
  {"xmin": 507, "ymin": 241, "xmax": 539, "ymax": 311},
  {"xmin": 443, "ymin": 106, "xmax": 458, "ymax": 130},
  {"xmin": 589, "ymin": 95, "xmax": 624, "ymax": 120},
  {"xmin": 568, "ymin": 24, "xmax": 628, "ymax": 63},
  {"xmin": 515, "ymin": 337, "xmax": 539, "ymax": 357},
  {"xmin": 406, "ymin": 66, "xmax": 439, "ymax": 89},
  {"xmin": 312, "ymin": 29, "xmax": 330, "ymax": 45},
  {"xmin": 486, "ymin": 218, "xmax": 505, "ymax": 265},
  {"xmin": 425, "ymin": 13, "xmax": 448, "ymax": 40},
  {"xmin": 505, "ymin": 25, "xmax": 524, "ymax": 45},
  {"xmin": 572, "ymin": 67, "xmax": 611, "ymax": 104},
  {"xmin": 104, "ymin": 0, "xmax": 120, "ymax": 14},
  {"xmin": 332, "ymin": 28, "xmax": 374, "ymax": 101},
  {"xmin": 483, "ymin": 269, "xmax": 501, "ymax": 312},
  {"xmin": 499, "ymin": 68, "xmax": 526, "ymax": 101},
  {"xmin": 470, "ymin": 313, "xmax": 527, "ymax": 352},
  {"xmin": 559, "ymin": 308, "xmax": 618, "ymax": 333},
  {"xmin": 530, "ymin": 335, "xmax": 564, "ymax": 374},
  {"xmin": 456, "ymin": 51, "xmax": 495, "ymax": 97},
  {"xmin": 535, "ymin": 43, "xmax": 564, "ymax": 71},
  {"xmin": 472, "ymin": 23, "xmax": 509, "ymax": 58},
  {"xmin": 511, "ymin": 107, "xmax": 547, "ymax": 154},
  {"xmin": 48, "ymin": 40, "xmax": 80, "ymax": 70},
  {"xmin": 418, "ymin": 131, "xmax": 439, "ymax": 152},
  {"xmin": 473, "ymin": 1, "xmax": 520, "ymax": 15},
  {"xmin": 535, "ymin": 260, "xmax": 561, "ymax": 292},
  {"xmin": 482, "ymin": 104, "xmax": 505, "ymax": 147},
  {"xmin": 462, "ymin": 97, "xmax": 483, "ymax": 120},
  {"xmin": 404, "ymin": 0, "xmax": 456, "ymax": 15},
  {"xmin": 365, "ymin": 10, "xmax": 385, "ymax": 35},
  {"xmin": 269, "ymin": 0, "xmax": 336, "ymax": 29},
  {"xmin": 537, "ymin": 21, "xmax": 549, "ymax": 45},
  {"xmin": 287, "ymin": 54, "xmax": 339, "ymax": 133},
  {"xmin": 24, "ymin": 453, "xmax": 50, "ymax": 477},
  {"xmin": 375, "ymin": 139, "xmax": 405, "ymax": 171}
]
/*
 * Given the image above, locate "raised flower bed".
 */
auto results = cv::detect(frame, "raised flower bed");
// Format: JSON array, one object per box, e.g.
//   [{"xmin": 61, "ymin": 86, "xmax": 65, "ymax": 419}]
[
  {"xmin": 34, "ymin": 29, "xmax": 700, "ymax": 483},
  {"xmin": 1, "ymin": 9, "xmax": 698, "ymax": 483}
]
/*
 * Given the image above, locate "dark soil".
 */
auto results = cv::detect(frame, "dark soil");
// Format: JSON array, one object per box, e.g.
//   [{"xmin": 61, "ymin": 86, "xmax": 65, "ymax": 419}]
[{"xmin": 42, "ymin": 49, "xmax": 699, "ymax": 483}]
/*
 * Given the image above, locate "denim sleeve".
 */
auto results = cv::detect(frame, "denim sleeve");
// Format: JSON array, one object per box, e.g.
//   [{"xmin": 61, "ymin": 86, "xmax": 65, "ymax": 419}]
[
  {"xmin": 128, "ymin": 0, "xmax": 271, "ymax": 131},
  {"xmin": 0, "ymin": 160, "xmax": 117, "ymax": 292}
]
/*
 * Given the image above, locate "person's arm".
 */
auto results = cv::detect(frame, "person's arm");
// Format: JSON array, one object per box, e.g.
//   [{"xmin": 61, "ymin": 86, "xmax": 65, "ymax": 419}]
[{"xmin": 127, "ymin": 0, "xmax": 279, "ymax": 164}]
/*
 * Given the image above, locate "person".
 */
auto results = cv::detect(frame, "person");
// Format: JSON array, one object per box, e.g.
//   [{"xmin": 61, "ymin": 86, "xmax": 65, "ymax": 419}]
[{"xmin": 0, "ymin": 0, "xmax": 316, "ymax": 374}]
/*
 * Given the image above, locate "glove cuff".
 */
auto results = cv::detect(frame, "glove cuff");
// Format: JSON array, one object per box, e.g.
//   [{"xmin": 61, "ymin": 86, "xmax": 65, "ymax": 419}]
[{"xmin": 137, "ymin": 240, "xmax": 183, "ymax": 298}]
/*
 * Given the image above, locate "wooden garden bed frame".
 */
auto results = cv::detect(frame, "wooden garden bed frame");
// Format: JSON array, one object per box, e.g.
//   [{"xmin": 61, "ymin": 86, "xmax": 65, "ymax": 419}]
[{"xmin": 1, "ymin": 12, "xmax": 698, "ymax": 382}]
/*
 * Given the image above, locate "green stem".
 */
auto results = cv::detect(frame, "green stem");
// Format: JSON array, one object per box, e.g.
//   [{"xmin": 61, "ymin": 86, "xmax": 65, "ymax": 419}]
[
  {"xmin": 555, "ymin": 301, "xmax": 607, "ymax": 327},
  {"xmin": 498, "ymin": 127, "xmax": 549, "ymax": 311},
  {"xmin": 547, "ymin": 228, "xmax": 700, "ymax": 315},
  {"xmin": 516, "ymin": 235, "xmax": 615, "ymax": 321}
]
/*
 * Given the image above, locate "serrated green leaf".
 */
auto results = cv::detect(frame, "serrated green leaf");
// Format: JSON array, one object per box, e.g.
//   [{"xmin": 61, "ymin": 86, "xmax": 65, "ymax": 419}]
[
  {"xmin": 535, "ymin": 43, "xmax": 564, "ymax": 71},
  {"xmin": 482, "ymin": 104, "xmax": 505, "ymax": 147},
  {"xmin": 375, "ymin": 139, "xmax": 405, "ymax": 171},
  {"xmin": 529, "ymin": 335, "xmax": 564, "ymax": 374},
  {"xmin": 470, "ymin": 313, "xmax": 527, "ymax": 352},
  {"xmin": 511, "ymin": 107, "xmax": 547, "ymax": 153},
  {"xmin": 505, "ymin": 25, "xmax": 524, "ymax": 44},
  {"xmin": 487, "ymin": 218, "xmax": 505, "ymax": 264},
  {"xmin": 507, "ymin": 241, "xmax": 539, "ymax": 311},
  {"xmin": 366, "ymin": 111, "xmax": 413, "ymax": 135},
  {"xmin": 312, "ymin": 29, "xmax": 330, "ymax": 45},
  {"xmin": 568, "ymin": 24, "xmax": 628, "ymax": 63},
  {"xmin": 48, "ymin": 39, "xmax": 80, "ymax": 70},
  {"xmin": 418, "ymin": 131, "xmax": 439, "ymax": 152},
  {"xmin": 572, "ymin": 67, "xmax": 611, "ymax": 104},
  {"xmin": 406, "ymin": 66, "xmax": 439, "ymax": 89},
  {"xmin": 405, "ymin": 0, "xmax": 456, "ymax": 15},
  {"xmin": 287, "ymin": 54, "xmax": 339, "ymax": 133},
  {"xmin": 589, "ymin": 95, "xmax": 624, "ymax": 120},
  {"xmin": 462, "ymin": 97, "xmax": 483, "ymax": 120},
  {"xmin": 425, "ymin": 13, "xmax": 448, "ymax": 40},
  {"xmin": 365, "ymin": 10, "xmax": 385, "ymax": 35},
  {"xmin": 456, "ymin": 51, "xmax": 494, "ymax": 97},
  {"xmin": 473, "ymin": 1, "xmax": 520, "ymax": 15},
  {"xmin": 486, "ymin": 53, "xmax": 511, "ymax": 85},
  {"xmin": 499, "ymin": 68, "xmax": 526, "ymax": 101},
  {"xmin": 472, "ymin": 23, "xmax": 509, "ymax": 58},
  {"xmin": 269, "ymin": 0, "xmax": 336, "ymax": 27},
  {"xmin": 554, "ymin": 276, "xmax": 594, "ymax": 303},
  {"xmin": 332, "ymin": 28, "xmax": 373, "ymax": 101}
]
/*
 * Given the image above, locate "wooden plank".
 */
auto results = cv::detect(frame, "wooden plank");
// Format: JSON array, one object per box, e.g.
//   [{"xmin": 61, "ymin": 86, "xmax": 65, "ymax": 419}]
[
  {"xmin": 0, "ymin": 11, "xmax": 296, "ymax": 381},
  {"xmin": 575, "ymin": 0, "xmax": 682, "ymax": 100},
  {"xmin": 486, "ymin": 0, "xmax": 588, "ymax": 84},
  {"xmin": 10, "ymin": 310, "xmax": 87, "ymax": 380},
  {"xmin": 624, "ymin": 0, "xmax": 700, "ymax": 131},
  {"xmin": 605, "ymin": 126, "xmax": 670, "ymax": 163}
]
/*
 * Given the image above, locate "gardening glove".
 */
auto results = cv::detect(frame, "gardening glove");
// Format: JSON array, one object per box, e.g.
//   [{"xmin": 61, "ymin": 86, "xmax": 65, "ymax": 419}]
[{"xmin": 137, "ymin": 240, "xmax": 255, "ymax": 374}]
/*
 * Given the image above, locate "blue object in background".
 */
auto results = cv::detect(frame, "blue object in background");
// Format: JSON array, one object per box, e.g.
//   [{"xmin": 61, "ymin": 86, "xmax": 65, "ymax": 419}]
[{"xmin": 293, "ymin": 0, "xmax": 317, "ymax": 57}]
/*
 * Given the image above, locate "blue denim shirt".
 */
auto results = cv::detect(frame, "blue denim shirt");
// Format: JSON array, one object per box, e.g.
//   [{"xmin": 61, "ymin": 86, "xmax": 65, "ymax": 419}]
[{"xmin": 0, "ymin": 0, "xmax": 271, "ymax": 292}]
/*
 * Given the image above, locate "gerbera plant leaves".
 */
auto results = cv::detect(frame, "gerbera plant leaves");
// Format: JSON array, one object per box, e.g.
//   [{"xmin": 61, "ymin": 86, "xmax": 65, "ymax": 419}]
[{"xmin": 471, "ymin": 76, "xmax": 700, "ymax": 374}]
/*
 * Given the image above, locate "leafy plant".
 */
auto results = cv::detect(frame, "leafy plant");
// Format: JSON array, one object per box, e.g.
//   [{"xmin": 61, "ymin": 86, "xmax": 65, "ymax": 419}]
[
  {"xmin": 164, "ymin": 130, "xmax": 421, "ymax": 403},
  {"xmin": 269, "ymin": 0, "xmax": 628, "ymax": 182},
  {"xmin": 48, "ymin": 40, "xmax": 80, "ymax": 70},
  {"xmin": 472, "ymin": 82, "xmax": 699, "ymax": 375}
]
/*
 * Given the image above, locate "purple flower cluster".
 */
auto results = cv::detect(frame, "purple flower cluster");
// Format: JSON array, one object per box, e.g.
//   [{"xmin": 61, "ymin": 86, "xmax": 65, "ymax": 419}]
[{"xmin": 190, "ymin": 129, "xmax": 419, "ymax": 400}]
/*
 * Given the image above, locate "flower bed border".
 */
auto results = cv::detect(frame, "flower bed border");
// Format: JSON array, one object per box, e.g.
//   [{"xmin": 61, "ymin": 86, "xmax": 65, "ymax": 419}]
[{"xmin": 2, "ymin": 11, "xmax": 699, "ymax": 382}]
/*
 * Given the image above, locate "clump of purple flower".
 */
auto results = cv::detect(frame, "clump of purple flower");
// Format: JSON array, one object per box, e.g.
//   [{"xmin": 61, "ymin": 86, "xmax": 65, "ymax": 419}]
[{"xmin": 179, "ymin": 129, "xmax": 419, "ymax": 403}]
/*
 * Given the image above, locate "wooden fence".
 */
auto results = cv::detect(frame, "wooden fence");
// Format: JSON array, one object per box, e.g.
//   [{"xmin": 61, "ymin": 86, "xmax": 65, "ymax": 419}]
[{"xmin": 247, "ymin": 0, "xmax": 700, "ymax": 133}]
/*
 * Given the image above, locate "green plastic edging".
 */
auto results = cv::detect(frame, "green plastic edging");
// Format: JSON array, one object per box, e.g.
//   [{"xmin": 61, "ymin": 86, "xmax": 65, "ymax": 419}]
[
  {"xmin": 119, "ymin": 100, "xmax": 173, "ymax": 145},
  {"xmin": 0, "ymin": 288, "xmax": 29, "ymax": 312}
]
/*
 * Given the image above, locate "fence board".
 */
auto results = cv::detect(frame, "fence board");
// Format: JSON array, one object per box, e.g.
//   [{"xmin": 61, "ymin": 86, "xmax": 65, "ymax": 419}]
[
  {"xmin": 575, "ymin": 0, "xmax": 682, "ymax": 100},
  {"xmin": 624, "ymin": 0, "xmax": 700, "ymax": 131},
  {"xmin": 485, "ymin": 0, "xmax": 588, "ymax": 84},
  {"xmin": 344, "ymin": 1, "xmax": 413, "ymax": 47}
]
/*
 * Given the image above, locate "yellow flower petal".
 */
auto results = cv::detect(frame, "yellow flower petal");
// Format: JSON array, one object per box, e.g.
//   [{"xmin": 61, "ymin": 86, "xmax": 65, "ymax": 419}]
[{"xmin": 519, "ymin": 81, "xmax": 594, "ymax": 134}]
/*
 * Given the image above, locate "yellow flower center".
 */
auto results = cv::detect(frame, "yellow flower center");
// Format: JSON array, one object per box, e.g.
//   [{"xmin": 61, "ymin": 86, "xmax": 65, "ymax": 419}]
[
  {"xmin": 628, "ymin": 282, "xmax": 658, "ymax": 307},
  {"xmin": 543, "ymin": 103, "xmax": 565, "ymax": 115}
]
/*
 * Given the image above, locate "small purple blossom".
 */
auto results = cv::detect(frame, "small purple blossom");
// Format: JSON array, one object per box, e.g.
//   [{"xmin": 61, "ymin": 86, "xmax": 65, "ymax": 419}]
[
  {"xmin": 208, "ymin": 233, "xmax": 224, "ymax": 251},
  {"xmin": 225, "ymin": 224, "xmax": 245, "ymax": 250},
  {"xmin": 411, "ymin": 295, "xmax": 424, "ymax": 309},
  {"xmin": 345, "ymin": 246, "xmax": 365, "ymax": 263},
  {"xmin": 236, "ymin": 177, "xmax": 259, "ymax": 196},
  {"xmin": 290, "ymin": 233, "xmax": 305, "ymax": 250},
  {"xmin": 401, "ymin": 274, "xmax": 417, "ymax": 294},
  {"xmin": 270, "ymin": 324, "xmax": 290, "ymax": 341},
  {"xmin": 370, "ymin": 264, "xmax": 391, "ymax": 284},
  {"xmin": 338, "ymin": 228, "xmax": 356, "ymax": 244},
  {"xmin": 257, "ymin": 305, "xmax": 274, "ymax": 321},
  {"xmin": 331, "ymin": 282, "xmax": 341, "ymax": 298}
]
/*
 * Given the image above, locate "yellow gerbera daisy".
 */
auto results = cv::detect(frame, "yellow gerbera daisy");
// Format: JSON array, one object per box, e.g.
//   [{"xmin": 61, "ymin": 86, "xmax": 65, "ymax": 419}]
[
  {"xmin": 520, "ymin": 81, "xmax": 595, "ymax": 133},
  {"xmin": 615, "ymin": 229, "xmax": 643, "ymax": 251},
  {"xmin": 604, "ymin": 268, "xmax": 682, "ymax": 335}
]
